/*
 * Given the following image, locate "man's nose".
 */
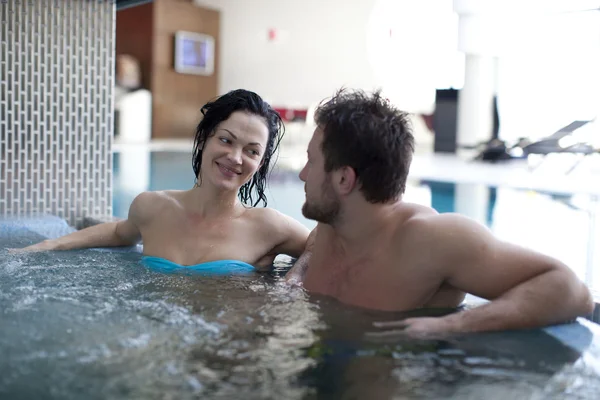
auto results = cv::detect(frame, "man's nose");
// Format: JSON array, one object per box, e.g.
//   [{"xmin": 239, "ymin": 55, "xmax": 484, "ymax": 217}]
[{"xmin": 298, "ymin": 165, "xmax": 307, "ymax": 182}]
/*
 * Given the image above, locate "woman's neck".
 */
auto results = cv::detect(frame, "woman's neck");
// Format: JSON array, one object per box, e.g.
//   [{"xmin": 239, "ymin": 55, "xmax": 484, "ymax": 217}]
[{"xmin": 184, "ymin": 182, "xmax": 243, "ymax": 218}]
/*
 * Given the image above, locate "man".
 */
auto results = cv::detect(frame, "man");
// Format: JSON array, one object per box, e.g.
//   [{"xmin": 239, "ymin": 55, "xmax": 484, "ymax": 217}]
[{"xmin": 286, "ymin": 89, "xmax": 594, "ymax": 335}]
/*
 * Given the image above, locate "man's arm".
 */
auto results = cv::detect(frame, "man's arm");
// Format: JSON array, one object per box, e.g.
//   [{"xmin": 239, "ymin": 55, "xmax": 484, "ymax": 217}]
[
  {"xmin": 11, "ymin": 192, "xmax": 151, "ymax": 252},
  {"xmin": 267, "ymin": 211, "xmax": 311, "ymax": 259},
  {"xmin": 285, "ymin": 226, "xmax": 318, "ymax": 285},
  {"xmin": 405, "ymin": 214, "xmax": 593, "ymax": 334}
]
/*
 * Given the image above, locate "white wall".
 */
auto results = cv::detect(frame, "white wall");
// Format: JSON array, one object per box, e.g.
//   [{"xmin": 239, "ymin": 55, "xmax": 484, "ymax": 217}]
[
  {"xmin": 196, "ymin": 0, "xmax": 599, "ymax": 146},
  {"xmin": 196, "ymin": 0, "xmax": 378, "ymax": 107},
  {"xmin": 494, "ymin": 11, "xmax": 600, "ymax": 142},
  {"xmin": 455, "ymin": 1, "xmax": 600, "ymax": 142},
  {"xmin": 194, "ymin": 0, "xmax": 460, "ymax": 113}
]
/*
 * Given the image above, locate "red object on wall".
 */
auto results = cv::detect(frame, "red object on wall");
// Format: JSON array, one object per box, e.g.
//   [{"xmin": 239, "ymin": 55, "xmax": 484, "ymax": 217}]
[
  {"xmin": 273, "ymin": 107, "xmax": 308, "ymax": 122},
  {"xmin": 268, "ymin": 28, "xmax": 277, "ymax": 41}
]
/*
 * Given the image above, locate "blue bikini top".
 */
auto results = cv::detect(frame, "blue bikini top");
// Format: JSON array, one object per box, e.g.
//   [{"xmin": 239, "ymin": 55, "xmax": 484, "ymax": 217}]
[{"xmin": 141, "ymin": 255, "xmax": 256, "ymax": 276}]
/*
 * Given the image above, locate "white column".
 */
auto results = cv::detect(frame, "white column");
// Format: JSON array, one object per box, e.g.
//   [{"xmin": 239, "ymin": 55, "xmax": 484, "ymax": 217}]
[
  {"xmin": 454, "ymin": 182, "xmax": 491, "ymax": 226},
  {"xmin": 456, "ymin": 54, "xmax": 497, "ymax": 152},
  {"xmin": 119, "ymin": 149, "xmax": 151, "ymax": 195},
  {"xmin": 453, "ymin": 0, "xmax": 600, "ymax": 151}
]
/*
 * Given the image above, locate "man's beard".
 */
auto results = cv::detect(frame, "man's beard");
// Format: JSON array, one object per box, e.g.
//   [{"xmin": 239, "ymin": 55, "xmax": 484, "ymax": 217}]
[{"xmin": 302, "ymin": 181, "xmax": 340, "ymax": 224}]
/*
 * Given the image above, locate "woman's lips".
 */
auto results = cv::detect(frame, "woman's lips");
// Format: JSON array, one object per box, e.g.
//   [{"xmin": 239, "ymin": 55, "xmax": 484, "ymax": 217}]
[{"xmin": 216, "ymin": 162, "xmax": 241, "ymax": 177}]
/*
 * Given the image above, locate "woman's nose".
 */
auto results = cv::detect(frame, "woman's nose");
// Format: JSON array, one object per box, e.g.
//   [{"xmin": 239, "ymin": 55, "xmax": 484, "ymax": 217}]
[{"xmin": 226, "ymin": 146, "xmax": 243, "ymax": 164}]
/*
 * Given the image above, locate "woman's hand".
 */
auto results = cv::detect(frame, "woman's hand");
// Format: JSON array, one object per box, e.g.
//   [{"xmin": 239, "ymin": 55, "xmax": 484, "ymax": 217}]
[{"xmin": 8, "ymin": 240, "xmax": 60, "ymax": 253}]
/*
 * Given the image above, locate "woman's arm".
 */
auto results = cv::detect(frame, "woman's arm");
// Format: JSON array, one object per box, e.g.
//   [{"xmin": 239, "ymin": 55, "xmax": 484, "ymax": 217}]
[
  {"xmin": 12, "ymin": 219, "xmax": 141, "ymax": 252},
  {"xmin": 10, "ymin": 192, "xmax": 155, "ymax": 252}
]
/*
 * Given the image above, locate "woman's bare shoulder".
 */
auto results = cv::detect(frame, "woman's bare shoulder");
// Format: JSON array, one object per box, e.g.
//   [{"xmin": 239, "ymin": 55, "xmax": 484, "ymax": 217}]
[
  {"xmin": 128, "ymin": 190, "xmax": 184, "ymax": 223},
  {"xmin": 244, "ymin": 207, "xmax": 306, "ymax": 234}
]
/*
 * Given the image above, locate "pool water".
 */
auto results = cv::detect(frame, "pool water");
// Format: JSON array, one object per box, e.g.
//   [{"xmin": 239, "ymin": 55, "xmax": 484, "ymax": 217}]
[{"xmin": 2, "ymin": 224, "xmax": 600, "ymax": 399}]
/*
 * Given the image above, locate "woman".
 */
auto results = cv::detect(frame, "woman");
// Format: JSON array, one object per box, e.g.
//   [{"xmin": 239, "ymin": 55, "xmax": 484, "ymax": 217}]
[{"xmin": 15, "ymin": 89, "xmax": 311, "ymax": 274}]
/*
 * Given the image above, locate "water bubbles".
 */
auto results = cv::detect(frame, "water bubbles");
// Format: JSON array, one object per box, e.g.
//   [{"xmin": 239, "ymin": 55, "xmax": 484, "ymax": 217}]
[
  {"xmin": 11, "ymin": 294, "xmax": 37, "ymax": 311},
  {"xmin": 463, "ymin": 356, "xmax": 495, "ymax": 366},
  {"xmin": 1, "ymin": 258, "xmax": 24, "ymax": 273},
  {"xmin": 77, "ymin": 344, "xmax": 111, "ymax": 364},
  {"xmin": 119, "ymin": 333, "xmax": 151, "ymax": 349},
  {"xmin": 116, "ymin": 282, "xmax": 133, "ymax": 291},
  {"xmin": 437, "ymin": 348, "xmax": 466, "ymax": 356},
  {"xmin": 165, "ymin": 361, "xmax": 179, "ymax": 375},
  {"xmin": 182, "ymin": 334, "xmax": 198, "ymax": 345},
  {"xmin": 187, "ymin": 376, "xmax": 204, "ymax": 393}
]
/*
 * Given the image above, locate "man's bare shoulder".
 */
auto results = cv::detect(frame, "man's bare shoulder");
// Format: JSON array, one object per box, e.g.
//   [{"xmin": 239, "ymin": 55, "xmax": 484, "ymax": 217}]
[
  {"xmin": 401, "ymin": 208, "xmax": 493, "ymax": 253},
  {"xmin": 393, "ymin": 202, "xmax": 438, "ymax": 229},
  {"xmin": 406, "ymin": 211, "xmax": 488, "ymax": 233}
]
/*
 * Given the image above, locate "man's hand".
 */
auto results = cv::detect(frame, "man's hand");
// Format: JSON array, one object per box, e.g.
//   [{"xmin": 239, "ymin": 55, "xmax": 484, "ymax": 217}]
[
  {"xmin": 368, "ymin": 317, "xmax": 458, "ymax": 339},
  {"xmin": 284, "ymin": 226, "xmax": 318, "ymax": 285}
]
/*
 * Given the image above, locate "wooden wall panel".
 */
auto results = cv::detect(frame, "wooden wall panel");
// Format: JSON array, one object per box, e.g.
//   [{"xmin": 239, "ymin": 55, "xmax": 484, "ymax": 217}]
[
  {"xmin": 152, "ymin": 0, "xmax": 220, "ymax": 138},
  {"xmin": 115, "ymin": 3, "xmax": 153, "ymax": 90},
  {"xmin": 115, "ymin": 0, "xmax": 219, "ymax": 139}
]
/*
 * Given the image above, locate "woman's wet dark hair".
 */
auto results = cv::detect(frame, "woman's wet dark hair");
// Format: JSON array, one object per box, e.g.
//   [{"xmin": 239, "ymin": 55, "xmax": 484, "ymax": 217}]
[{"xmin": 192, "ymin": 89, "xmax": 284, "ymax": 207}]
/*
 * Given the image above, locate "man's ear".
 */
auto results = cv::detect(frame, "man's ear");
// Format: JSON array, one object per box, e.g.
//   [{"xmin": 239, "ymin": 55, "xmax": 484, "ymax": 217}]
[{"xmin": 333, "ymin": 166, "xmax": 357, "ymax": 195}]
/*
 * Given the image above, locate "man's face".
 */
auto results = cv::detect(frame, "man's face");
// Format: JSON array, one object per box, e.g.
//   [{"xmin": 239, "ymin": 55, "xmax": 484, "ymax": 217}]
[{"xmin": 298, "ymin": 127, "xmax": 340, "ymax": 224}]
